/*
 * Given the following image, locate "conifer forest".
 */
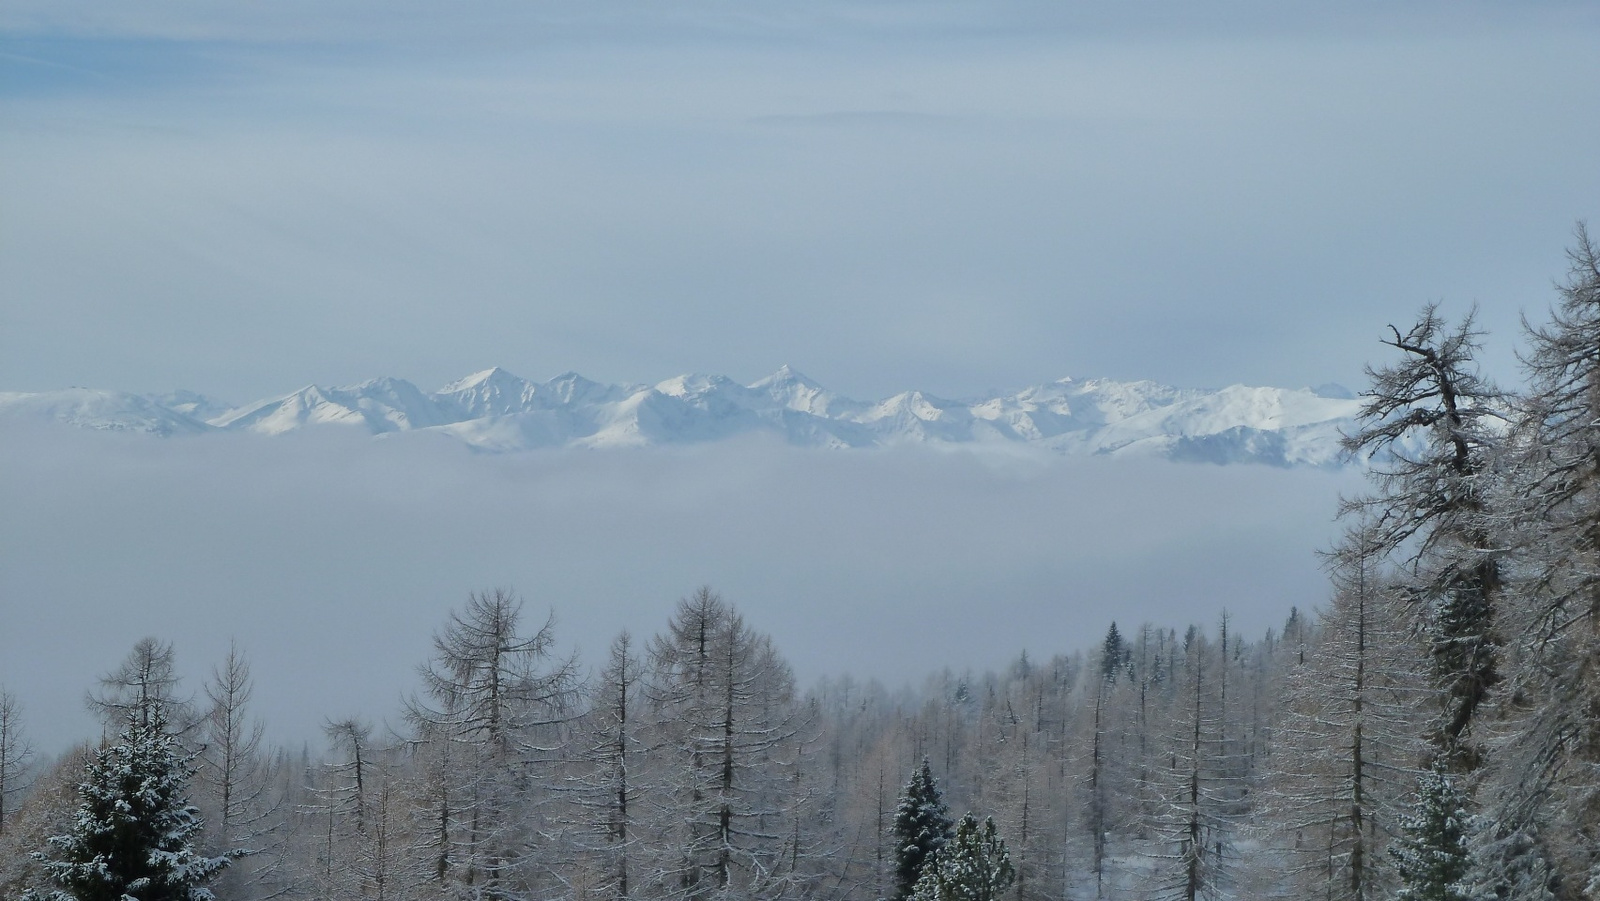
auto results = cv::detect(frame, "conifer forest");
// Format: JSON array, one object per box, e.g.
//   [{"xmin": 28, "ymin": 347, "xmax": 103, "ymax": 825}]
[{"xmin": 6, "ymin": 228, "xmax": 1600, "ymax": 900}]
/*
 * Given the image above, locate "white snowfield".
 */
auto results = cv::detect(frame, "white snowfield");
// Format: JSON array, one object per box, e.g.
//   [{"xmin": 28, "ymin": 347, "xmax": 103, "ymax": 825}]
[{"xmin": 0, "ymin": 366, "xmax": 1368, "ymax": 467}]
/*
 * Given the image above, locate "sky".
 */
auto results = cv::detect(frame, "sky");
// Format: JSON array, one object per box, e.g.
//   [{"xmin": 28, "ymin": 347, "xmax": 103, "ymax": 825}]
[
  {"xmin": 2, "ymin": 1, "xmax": 1598, "ymax": 403},
  {"xmin": 2, "ymin": 2, "xmax": 1599, "ymax": 752}
]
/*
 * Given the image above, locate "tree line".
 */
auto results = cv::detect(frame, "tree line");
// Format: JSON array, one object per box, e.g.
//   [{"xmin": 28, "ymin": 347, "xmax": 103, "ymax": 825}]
[{"xmin": 3, "ymin": 227, "xmax": 1600, "ymax": 900}]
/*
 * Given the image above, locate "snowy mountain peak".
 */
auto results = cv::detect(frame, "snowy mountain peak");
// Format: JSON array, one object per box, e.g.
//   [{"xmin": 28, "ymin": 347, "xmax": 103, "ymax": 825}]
[
  {"xmin": 435, "ymin": 367, "xmax": 540, "ymax": 418},
  {"xmin": 751, "ymin": 364, "xmax": 819, "ymax": 389},
  {"xmin": 439, "ymin": 366, "xmax": 519, "ymax": 393},
  {"xmin": 748, "ymin": 364, "xmax": 857, "ymax": 417},
  {"xmin": 544, "ymin": 371, "xmax": 628, "ymax": 406}
]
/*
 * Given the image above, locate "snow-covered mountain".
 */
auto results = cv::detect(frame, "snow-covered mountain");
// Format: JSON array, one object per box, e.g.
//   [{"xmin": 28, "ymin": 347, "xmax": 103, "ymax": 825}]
[
  {"xmin": 0, "ymin": 388, "xmax": 214, "ymax": 436},
  {"xmin": 0, "ymin": 368, "xmax": 1368, "ymax": 467}
]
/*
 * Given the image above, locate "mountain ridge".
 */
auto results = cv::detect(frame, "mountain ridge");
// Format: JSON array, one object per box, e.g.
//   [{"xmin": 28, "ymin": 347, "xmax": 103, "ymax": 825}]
[{"xmin": 0, "ymin": 367, "xmax": 1366, "ymax": 467}]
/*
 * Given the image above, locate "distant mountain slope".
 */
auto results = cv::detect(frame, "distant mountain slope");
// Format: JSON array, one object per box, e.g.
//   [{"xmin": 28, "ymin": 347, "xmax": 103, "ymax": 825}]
[
  {"xmin": 0, "ymin": 388, "xmax": 214, "ymax": 436},
  {"xmin": 0, "ymin": 368, "xmax": 1367, "ymax": 467}
]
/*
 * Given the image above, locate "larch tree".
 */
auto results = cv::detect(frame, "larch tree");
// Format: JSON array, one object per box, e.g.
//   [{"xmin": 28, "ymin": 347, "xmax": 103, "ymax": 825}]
[
  {"xmin": 1474, "ymin": 223, "xmax": 1600, "ymax": 901},
  {"xmin": 644, "ymin": 588, "xmax": 810, "ymax": 900},
  {"xmin": 406, "ymin": 589, "xmax": 579, "ymax": 900},
  {"xmin": 1262, "ymin": 528, "xmax": 1430, "ymax": 901},
  {"xmin": 1144, "ymin": 627, "xmax": 1242, "ymax": 901},
  {"xmin": 0, "ymin": 688, "xmax": 34, "ymax": 839},
  {"xmin": 1341, "ymin": 303, "xmax": 1505, "ymax": 764},
  {"xmin": 565, "ymin": 630, "xmax": 647, "ymax": 900},
  {"xmin": 86, "ymin": 638, "xmax": 194, "ymax": 736},
  {"xmin": 197, "ymin": 643, "xmax": 287, "ymax": 900}
]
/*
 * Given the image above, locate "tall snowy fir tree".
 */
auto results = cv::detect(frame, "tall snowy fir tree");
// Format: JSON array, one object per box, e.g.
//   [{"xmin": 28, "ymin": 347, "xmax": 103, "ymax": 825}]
[
  {"xmin": 1390, "ymin": 761, "xmax": 1476, "ymax": 901},
  {"xmin": 893, "ymin": 757, "xmax": 954, "ymax": 901},
  {"xmin": 909, "ymin": 814, "xmax": 1014, "ymax": 901},
  {"xmin": 27, "ymin": 707, "xmax": 228, "ymax": 901}
]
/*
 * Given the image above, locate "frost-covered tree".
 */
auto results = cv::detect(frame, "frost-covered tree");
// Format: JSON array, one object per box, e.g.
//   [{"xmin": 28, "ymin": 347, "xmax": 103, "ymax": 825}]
[
  {"xmin": 0, "ymin": 688, "xmax": 34, "ymax": 838},
  {"xmin": 1390, "ymin": 762, "xmax": 1476, "ymax": 901},
  {"xmin": 910, "ymin": 814, "xmax": 1014, "ymax": 901},
  {"xmin": 564, "ymin": 630, "xmax": 647, "ymax": 900},
  {"xmin": 86, "ymin": 638, "xmax": 193, "ymax": 735},
  {"xmin": 1099, "ymin": 623, "xmax": 1128, "ymax": 684},
  {"xmin": 405, "ymin": 588, "xmax": 579, "ymax": 898},
  {"xmin": 1087, "ymin": 620, "xmax": 1133, "ymax": 896},
  {"xmin": 196, "ymin": 644, "xmax": 287, "ymax": 900},
  {"xmin": 1489, "ymin": 222, "xmax": 1600, "ymax": 897},
  {"xmin": 1142, "ymin": 627, "xmax": 1247, "ymax": 901},
  {"xmin": 1341, "ymin": 303, "xmax": 1505, "ymax": 761},
  {"xmin": 893, "ymin": 757, "xmax": 954, "ymax": 901},
  {"xmin": 28, "ymin": 708, "xmax": 228, "ymax": 901},
  {"xmin": 644, "ymin": 588, "xmax": 810, "ymax": 899},
  {"xmin": 1262, "ymin": 527, "xmax": 1430, "ymax": 901}
]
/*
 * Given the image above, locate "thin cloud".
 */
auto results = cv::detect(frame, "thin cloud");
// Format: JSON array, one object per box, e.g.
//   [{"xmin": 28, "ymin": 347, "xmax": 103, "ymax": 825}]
[{"xmin": 0, "ymin": 425, "xmax": 1355, "ymax": 752}]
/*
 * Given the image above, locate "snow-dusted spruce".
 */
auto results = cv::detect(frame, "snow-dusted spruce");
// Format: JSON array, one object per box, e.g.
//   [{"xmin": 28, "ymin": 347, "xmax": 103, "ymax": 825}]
[
  {"xmin": 27, "ymin": 707, "xmax": 228, "ymax": 901},
  {"xmin": 892, "ymin": 757, "xmax": 954, "ymax": 901},
  {"xmin": 909, "ymin": 814, "xmax": 1014, "ymax": 901},
  {"xmin": 1390, "ymin": 761, "xmax": 1476, "ymax": 901},
  {"xmin": 1341, "ymin": 303, "xmax": 1504, "ymax": 763}
]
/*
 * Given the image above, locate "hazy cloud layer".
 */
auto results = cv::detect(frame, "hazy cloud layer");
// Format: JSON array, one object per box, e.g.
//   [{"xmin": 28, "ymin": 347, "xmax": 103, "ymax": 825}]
[
  {"xmin": 0, "ymin": 426, "xmax": 1356, "ymax": 751},
  {"xmin": 3, "ymin": 2, "xmax": 1599, "ymax": 402}
]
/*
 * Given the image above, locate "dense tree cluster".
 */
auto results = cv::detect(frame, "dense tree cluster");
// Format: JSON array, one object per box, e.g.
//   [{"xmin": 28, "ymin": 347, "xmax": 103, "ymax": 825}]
[{"xmin": 4, "ymin": 228, "xmax": 1600, "ymax": 900}]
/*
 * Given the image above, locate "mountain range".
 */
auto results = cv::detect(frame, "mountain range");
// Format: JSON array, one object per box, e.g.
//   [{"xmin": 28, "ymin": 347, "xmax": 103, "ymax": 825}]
[{"xmin": 0, "ymin": 367, "xmax": 1367, "ymax": 467}]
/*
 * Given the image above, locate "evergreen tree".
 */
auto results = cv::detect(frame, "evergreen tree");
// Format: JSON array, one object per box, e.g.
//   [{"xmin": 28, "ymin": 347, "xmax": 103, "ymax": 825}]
[
  {"xmin": 1099, "ymin": 623, "xmax": 1127, "ymax": 684},
  {"xmin": 909, "ymin": 814, "xmax": 1014, "ymax": 901},
  {"xmin": 893, "ymin": 757, "xmax": 954, "ymax": 901},
  {"xmin": 1391, "ymin": 762, "xmax": 1475, "ymax": 901},
  {"xmin": 28, "ymin": 708, "xmax": 228, "ymax": 901}
]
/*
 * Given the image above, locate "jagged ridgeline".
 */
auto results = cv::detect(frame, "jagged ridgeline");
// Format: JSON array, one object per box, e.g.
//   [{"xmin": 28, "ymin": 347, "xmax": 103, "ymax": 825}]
[
  {"xmin": 5, "ymin": 229, "xmax": 1600, "ymax": 901},
  {"xmin": 0, "ymin": 367, "xmax": 1363, "ymax": 466}
]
